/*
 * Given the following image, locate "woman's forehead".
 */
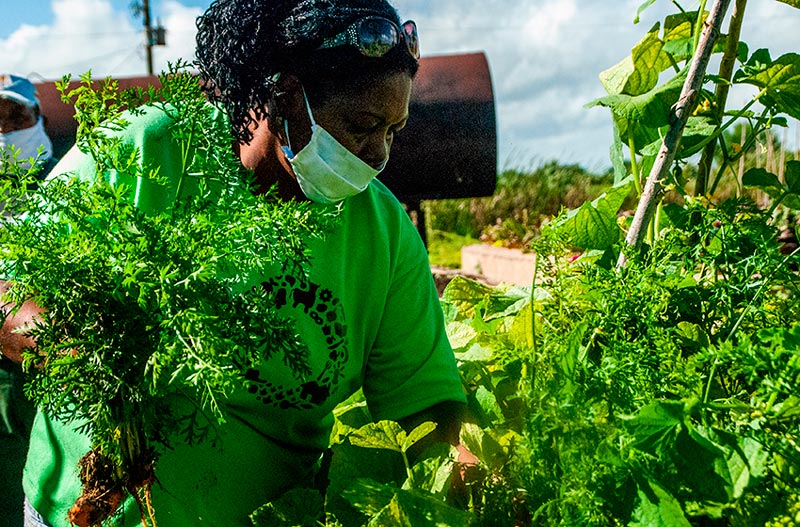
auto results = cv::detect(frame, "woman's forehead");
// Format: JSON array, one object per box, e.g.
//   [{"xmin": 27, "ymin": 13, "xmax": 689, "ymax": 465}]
[{"xmin": 322, "ymin": 72, "xmax": 412, "ymax": 121}]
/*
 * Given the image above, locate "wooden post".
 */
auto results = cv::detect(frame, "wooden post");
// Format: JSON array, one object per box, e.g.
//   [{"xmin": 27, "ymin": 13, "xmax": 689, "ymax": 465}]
[
  {"xmin": 143, "ymin": 0, "xmax": 154, "ymax": 76},
  {"xmin": 618, "ymin": 0, "xmax": 733, "ymax": 267}
]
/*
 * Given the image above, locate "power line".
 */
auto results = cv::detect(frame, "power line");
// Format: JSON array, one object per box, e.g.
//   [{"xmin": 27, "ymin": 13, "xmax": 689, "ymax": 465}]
[
  {"xmin": 108, "ymin": 46, "xmax": 145, "ymax": 76},
  {"xmin": 50, "ymin": 45, "xmax": 141, "ymax": 73}
]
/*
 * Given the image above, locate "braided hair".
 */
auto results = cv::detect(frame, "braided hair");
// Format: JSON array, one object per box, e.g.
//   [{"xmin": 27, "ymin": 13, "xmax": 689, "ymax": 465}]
[{"xmin": 195, "ymin": 0, "xmax": 419, "ymax": 144}]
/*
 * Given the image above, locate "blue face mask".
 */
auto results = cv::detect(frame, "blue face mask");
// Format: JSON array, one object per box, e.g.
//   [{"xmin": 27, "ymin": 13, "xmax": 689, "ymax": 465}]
[{"xmin": 282, "ymin": 92, "xmax": 387, "ymax": 204}]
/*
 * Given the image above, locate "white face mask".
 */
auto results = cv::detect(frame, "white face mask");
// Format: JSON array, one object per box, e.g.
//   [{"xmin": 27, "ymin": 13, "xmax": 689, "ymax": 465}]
[
  {"xmin": 0, "ymin": 117, "xmax": 53, "ymax": 170},
  {"xmin": 282, "ymin": 92, "xmax": 387, "ymax": 204}
]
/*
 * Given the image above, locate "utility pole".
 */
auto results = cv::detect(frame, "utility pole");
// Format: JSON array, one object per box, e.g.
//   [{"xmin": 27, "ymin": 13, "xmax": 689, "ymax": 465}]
[
  {"xmin": 143, "ymin": 0, "xmax": 153, "ymax": 75},
  {"xmin": 132, "ymin": 0, "xmax": 166, "ymax": 76}
]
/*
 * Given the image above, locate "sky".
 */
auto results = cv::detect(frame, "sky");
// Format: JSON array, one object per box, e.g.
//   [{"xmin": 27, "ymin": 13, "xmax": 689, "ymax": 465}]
[{"xmin": 1, "ymin": 0, "xmax": 799, "ymax": 172}]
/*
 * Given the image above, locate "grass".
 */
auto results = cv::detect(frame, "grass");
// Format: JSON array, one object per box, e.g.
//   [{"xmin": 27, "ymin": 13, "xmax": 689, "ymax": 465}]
[{"xmin": 427, "ymin": 230, "xmax": 477, "ymax": 269}]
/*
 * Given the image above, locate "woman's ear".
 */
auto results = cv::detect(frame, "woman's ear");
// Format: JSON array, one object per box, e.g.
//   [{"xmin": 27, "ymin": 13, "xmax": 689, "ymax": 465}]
[
  {"xmin": 268, "ymin": 74, "xmax": 304, "ymax": 138},
  {"xmin": 269, "ymin": 73, "xmax": 313, "ymax": 152}
]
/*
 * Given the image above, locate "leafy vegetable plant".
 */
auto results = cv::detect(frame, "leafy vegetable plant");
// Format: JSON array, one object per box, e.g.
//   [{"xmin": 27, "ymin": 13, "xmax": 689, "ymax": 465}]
[{"xmin": 0, "ymin": 64, "xmax": 336, "ymax": 526}]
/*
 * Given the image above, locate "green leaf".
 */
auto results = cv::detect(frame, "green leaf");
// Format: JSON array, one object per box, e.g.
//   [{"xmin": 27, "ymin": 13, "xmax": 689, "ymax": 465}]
[
  {"xmin": 590, "ymin": 68, "xmax": 688, "ymax": 130},
  {"xmin": 720, "ymin": 432, "xmax": 769, "ymax": 499},
  {"xmin": 622, "ymin": 400, "xmax": 684, "ymax": 455},
  {"xmin": 441, "ymin": 276, "xmax": 528, "ymax": 322},
  {"xmin": 557, "ymin": 320, "xmax": 589, "ymax": 396},
  {"xmin": 773, "ymin": 395, "xmax": 800, "ymax": 419},
  {"xmin": 660, "ymin": 11, "xmax": 702, "ymax": 61},
  {"xmin": 610, "ymin": 119, "xmax": 629, "ymax": 185},
  {"xmin": 599, "ymin": 24, "xmax": 671, "ymax": 96},
  {"xmin": 455, "ymin": 342, "xmax": 494, "ymax": 362},
  {"xmin": 634, "ymin": 0, "xmax": 658, "ymax": 24},
  {"xmin": 459, "ymin": 423, "xmax": 513, "ymax": 471},
  {"xmin": 441, "ymin": 277, "xmax": 492, "ymax": 320},
  {"xmin": 439, "ymin": 300, "xmax": 458, "ymax": 323},
  {"xmin": 509, "ymin": 303, "xmax": 534, "ymax": 349},
  {"xmin": 489, "ymin": 293, "xmax": 531, "ymax": 320},
  {"xmin": 367, "ymin": 489, "xmax": 477, "ymax": 527},
  {"xmin": 735, "ymin": 52, "xmax": 800, "ymax": 120},
  {"xmin": 556, "ymin": 177, "xmax": 634, "ymax": 250},
  {"xmin": 679, "ymin": 116, "xmax": 719, "ymax": 158},
  {"xmin": 342, "ymin": 479, "xmax": 477, "ymax": 527},
  {"xmin": 676, "ymin": 321, "xmax": 710, "ymax": 348},
  {"xmin": 348, "ymin": 421, "xmax": 436, "ymax": 455},
  {"xmin": 630, "ymin": 474, "xmax": 692, "ymax": 527},
  {"xmin": 349, "ymin": 421, "xmax": 407, "ymax": 453},
  {"xmin": 776, "ymin": 0, "xmax": 800, "ymax": 8},
  {"xmin": 662, "ymin": 202, "xmax": 689, "ymax": 229},
  {"xmin": 737, "ymin": 41, "xmax": 750, "ymax": 64},
  {"xmin": 249, "ymin": 488, "xmax": 324, "ymax": 527},
  {"xmin": 742, "ymin": 167, "xmax": 783, "ymax": 190},
  {"xmin": 405, "ymin": 443, "xmax": 454, "ymax": 495},
  {"xmin": 403, "ymin": 422, "xmax": 437, "ymax": 452},
  {"xmin": 474, "ymin": 385, "xmax": 500, "ymax": 421},
  {"xmin": 785, "ymin": 160, "xmax": 800, "ymax": 194},
  {"xmin": 341, "ymin": 478, "xmax": 396, "ymax": 516},
  {"xmin": 782, "ymin": 194, "xmax": 800, "ymax": 209},
  {"xmin": 674, "ymin": 426, "xmax": 731, "ymax": 503},
  {"xmin": 445, "ymin": 320, "xmax": 477, "ymax": 351}
]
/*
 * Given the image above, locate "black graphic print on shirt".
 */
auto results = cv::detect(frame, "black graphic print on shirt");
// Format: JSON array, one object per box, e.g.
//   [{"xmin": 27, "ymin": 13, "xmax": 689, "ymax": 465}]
[{"xmin": 242, "ymin": 272, "xmax": 347, "ymax": 410}]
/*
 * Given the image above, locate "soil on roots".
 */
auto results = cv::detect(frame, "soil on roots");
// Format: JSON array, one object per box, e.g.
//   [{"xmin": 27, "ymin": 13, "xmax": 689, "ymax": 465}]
[{"xmin": 67, "ymin": 448, "xmax": 155, "ymax": 527}]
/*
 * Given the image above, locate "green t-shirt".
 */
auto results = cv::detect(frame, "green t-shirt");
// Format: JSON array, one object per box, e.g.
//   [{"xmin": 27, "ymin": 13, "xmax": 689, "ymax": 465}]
[{"xmin": 22, "ymin": 106, "xmax": 465, "ymax": 526}]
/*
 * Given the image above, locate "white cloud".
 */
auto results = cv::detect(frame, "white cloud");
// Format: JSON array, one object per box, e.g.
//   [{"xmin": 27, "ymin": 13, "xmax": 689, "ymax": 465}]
[
  {"xmin": 396, "ymin": 0, "xmax": 800, "ymax": 169},
  {"xmin": 2, "ymin": 0, "xmax": 798, "ymax": 170},
  {"xmin": 149, "ymin": 1, "xmax": 204, "ymax": 71},
  {"xmin": 521, "ymin": 0, "xmax": 578, "ymax": 48},
  {"xmin": 0, "ymin": 0, "xmax": 201, "ymax": 79}
]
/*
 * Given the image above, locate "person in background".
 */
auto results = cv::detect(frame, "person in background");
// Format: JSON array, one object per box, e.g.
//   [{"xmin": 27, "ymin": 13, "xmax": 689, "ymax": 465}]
[
  {"xmin": 7, "ymin": 1, "xmax": 471, "ymax": 526},
  {"xmin": 0, "ymin": 73, "xmax": 56, "ymax": 527},
  {"xmin": 0, "ymin": 74, "xmax": 57, "ymax": 178}
]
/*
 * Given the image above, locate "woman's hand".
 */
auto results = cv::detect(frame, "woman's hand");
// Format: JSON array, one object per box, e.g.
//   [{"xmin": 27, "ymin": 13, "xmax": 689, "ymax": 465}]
[{"xmin": 0, "ymin": 282, "xmax": 43, "ymax": 363}]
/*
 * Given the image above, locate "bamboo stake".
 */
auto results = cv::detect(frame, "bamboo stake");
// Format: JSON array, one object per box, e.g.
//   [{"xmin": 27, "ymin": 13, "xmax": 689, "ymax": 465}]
[
  {"xmin": 619, "ymin": 0, "xmax": 733, "ymax": 266},
  {"xmin": 795, "ymin": 120, "xmax": 799, "ymax": 161},
  {"xmin": 767, "ymin": 129, "xmax": 776, "ymax": 177},
  {"xmin": 695, "ymin": 0, "xmax": 748, "ymax": 197},
  {"xmin": 780, "ymin": 127, "xmax": 787, "ymax": 181}
]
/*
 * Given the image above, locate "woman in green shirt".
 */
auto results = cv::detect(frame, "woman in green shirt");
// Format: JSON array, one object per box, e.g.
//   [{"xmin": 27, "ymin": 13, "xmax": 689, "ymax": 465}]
[{"xmin": 8, "ymin": 0, "xmax": 467, "ymax": 525}]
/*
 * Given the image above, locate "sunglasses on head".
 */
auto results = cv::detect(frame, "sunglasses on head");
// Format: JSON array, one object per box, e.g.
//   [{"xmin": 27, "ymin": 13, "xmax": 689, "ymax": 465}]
[{"xmin": 318, "ymin": 17, "xmax": 420, "ymax": 60}]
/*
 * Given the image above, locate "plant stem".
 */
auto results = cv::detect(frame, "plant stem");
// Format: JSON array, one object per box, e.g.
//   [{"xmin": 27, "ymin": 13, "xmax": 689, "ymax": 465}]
[
  {"xmin": 709, "ymin": 106, "xmax": 770, "ymax": 195},
  {"xmin": 703, "ymin": 359, "xmax": 719, "ymax": 403},
  {"xmin": 530, "ymin": 251, "xmax": 539, "ymax": 357},
  {"xmin": 629, "ymin": 136, "xmax": 643, "ymax": 196},
  {"xmin": 692, "ymin": 91, "xmax": 766, "ymax": 159},
  {"xmin": 693, "ymin": 0, "xmax": 709, "ymax": 54},
  {"xmin": 401, "ymin": 450, "xmax": 414, "ymax": 487},
  {"xmin": 175, "ymin": 127, "xmax": 194, "ymax": 204},
  {"xmin": 618, "ymin": 0, "xmax": 732, "ymax": 266}
]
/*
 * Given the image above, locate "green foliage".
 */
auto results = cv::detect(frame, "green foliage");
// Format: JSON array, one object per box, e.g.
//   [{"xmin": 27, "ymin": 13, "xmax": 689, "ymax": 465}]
[
  {"xmin": 744, "ymin": 160, "xmax": 800, "ymax": 211},
  {"xmin": 588, "ymin": 2, "xmax": 800, "ymax": 209},
  {"xmin": 0, "ymin": 64, "xmax": 337, "ymax": 516},
  {"xmin": 425, "ymin": 162, "xmax": 620, "ymax": 245},
  {"xmin": 430, "ymin": 195, "xmax": 800, "ymax": 526},
  {"xmin": 427, "ymin": 230, "xmax": 476, "ymax": 269},
  {"xmin": 552, "ymin": 176, "xmax": 635, "ymax": 251},
  {"xmin": 734, "ymin": 51, "xmax": 800, "ymax": 121},
  {"xmin": 251, "ymin": 398, "xmax": 474, "ymax": 527}
]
